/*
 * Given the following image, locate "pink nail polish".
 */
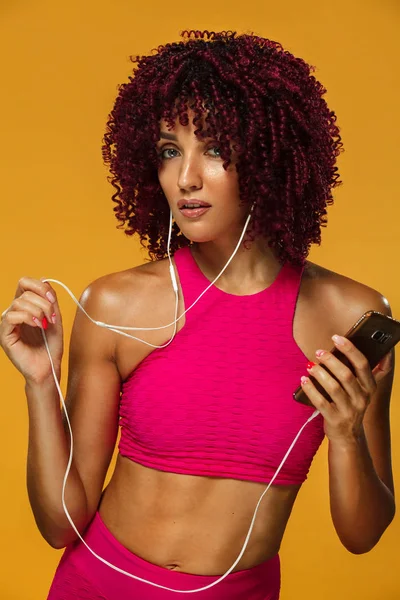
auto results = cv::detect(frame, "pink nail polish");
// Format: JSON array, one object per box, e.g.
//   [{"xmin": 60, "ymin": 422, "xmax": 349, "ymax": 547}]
[{"xmin": 316, "ymin": 349, "xmax": 325, "ymax": 358}]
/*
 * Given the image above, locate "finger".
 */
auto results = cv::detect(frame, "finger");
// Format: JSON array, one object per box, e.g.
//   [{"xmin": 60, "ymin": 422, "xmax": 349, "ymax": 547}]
[
  {"xmin": 331, "ymin": 334, "xmax": 376, "ymax": 393},
  {"xmin": 15, "ymin": 277, "xmax": 59, "ymax": 325},
  {"xmin": 1, "ymin": 309, "xmax": 42, "ymax": 336},
  {"xmin": 299, "ymin": 376, "xmax": 335, "ymax": 418},
  {"xmin": 39, "ymin": 278, "xmax": 61, "ymax": 325},
  {"xmin": 1, "ymin": 305, "xmax": 11, "ymax": 320},
  {"xmin": 310, "ymin": 350, "xmax": 364, "ymax": 405},
  {"xmin": 306, "ymin": 360, "xmax": 353, "ymax": 410},
  {"xmin": 13, "ymin": 293, "xmax": 54, "ymax": 324},
  {"xmin": 15, "ymin": 277, "xmax": 58, "ymax": 308},
  {"xmin": 371, "ymin": 350, "xmax": 394, "ymax": 382}
]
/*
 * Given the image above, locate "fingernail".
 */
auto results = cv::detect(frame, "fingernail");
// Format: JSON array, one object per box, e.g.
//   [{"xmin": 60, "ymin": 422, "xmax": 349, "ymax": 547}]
[
  {"xmin": 332, "ymin": 335, "xmax": 345, "ymax": 345},
  {"xmin": 316, "ymin": 349, "xmax": 325, "ymax": 358},
  {"xmin": 301, "ymin": 376, "xmax": 309, "ymax": 385},
  {"xmin": 42, "ymin": 317, "xmax": 48, "ymax": 330},
  {"xmin": 46, "ymin": 291, "xmax": 56, "ymax": 303},
  {"xmin": 51, "ymin": 313, "xmax": 56, "ymax": 324},
  {"xmin": 33, "ymin": 316, "xmax": 41, "ymax": 327},
  {"xmin": 307, "ymin": 361, "xmax": 316, "ymax": 370}
]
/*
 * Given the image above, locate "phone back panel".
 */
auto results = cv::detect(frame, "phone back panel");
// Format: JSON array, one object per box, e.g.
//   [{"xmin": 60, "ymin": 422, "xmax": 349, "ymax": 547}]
[{"xmin": 293, "ymin": 311, "xmax": 400, "ymax": 406}]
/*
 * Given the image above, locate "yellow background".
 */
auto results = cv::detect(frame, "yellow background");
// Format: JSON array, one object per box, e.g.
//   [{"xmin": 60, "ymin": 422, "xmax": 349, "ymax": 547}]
[{"xmin": 0, "ymin": 1, "xmax": 399, "ymax": 598}]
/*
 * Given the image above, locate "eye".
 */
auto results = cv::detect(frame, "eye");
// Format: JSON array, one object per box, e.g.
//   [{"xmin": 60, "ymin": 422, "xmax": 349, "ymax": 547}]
[
  {"xmin": 159, "ymin": 147, "xmax": 179, "ymax": 160},
  {"xmin": 158, "ymin": 145, "xmax": 222, "ymax": 160},
  {"xmin": 208, "ymin": 146, "xmax": 221, "ymax": 157}
]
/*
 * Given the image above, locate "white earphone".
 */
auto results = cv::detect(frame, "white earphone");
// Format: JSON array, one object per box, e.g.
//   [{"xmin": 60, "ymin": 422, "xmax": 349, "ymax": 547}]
[{"xmin": 36, "ymin": 204, "xmax": 319, "ymax": 593}]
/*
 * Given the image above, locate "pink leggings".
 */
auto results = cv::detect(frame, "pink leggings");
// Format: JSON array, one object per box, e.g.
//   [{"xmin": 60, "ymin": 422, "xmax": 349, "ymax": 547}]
[{"xmin": 47, "ymin": 512, "xmax": 281, "ymax": 599}]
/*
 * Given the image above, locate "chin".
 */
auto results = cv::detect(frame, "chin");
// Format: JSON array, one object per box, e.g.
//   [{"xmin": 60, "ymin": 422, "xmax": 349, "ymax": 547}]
[
  {"xmin": 181, "ymin": 232, "xmax": 215, "ymax": 244},
  {"xmin": 175, "ymin": 221, "xmax": 217, "ymax": 244}
]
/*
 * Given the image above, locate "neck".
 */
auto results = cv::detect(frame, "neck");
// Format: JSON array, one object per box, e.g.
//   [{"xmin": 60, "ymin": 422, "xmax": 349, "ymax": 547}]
[{"xmin": 191, "ymin": 237, "xmax": 282, "ymax": 294}]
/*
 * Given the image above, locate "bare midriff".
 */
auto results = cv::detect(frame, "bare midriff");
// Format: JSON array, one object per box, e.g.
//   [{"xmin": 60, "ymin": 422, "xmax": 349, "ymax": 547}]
[
  {"xmin": 98, "ymin": 455, "xmax": 300, "ymax": 576},
  {"xmin": 96, "ymin": 256, "xmax": 346, "ymax": 576}
]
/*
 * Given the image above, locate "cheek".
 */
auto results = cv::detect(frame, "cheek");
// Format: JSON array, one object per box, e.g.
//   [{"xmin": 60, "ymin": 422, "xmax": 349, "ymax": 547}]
[
  {"xmin": 157, "ymin": 165, "xmax": 168, "ymax": 186},
  {"xmin": 207, "ymin": 166, "xmax": 239, "ymax": 197}
]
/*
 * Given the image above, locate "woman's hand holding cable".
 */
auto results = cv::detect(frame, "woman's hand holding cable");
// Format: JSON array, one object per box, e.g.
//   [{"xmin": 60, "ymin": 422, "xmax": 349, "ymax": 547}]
[{"xmin": 0, "ymin": 277, "xmax": 63, "ymax": 385}]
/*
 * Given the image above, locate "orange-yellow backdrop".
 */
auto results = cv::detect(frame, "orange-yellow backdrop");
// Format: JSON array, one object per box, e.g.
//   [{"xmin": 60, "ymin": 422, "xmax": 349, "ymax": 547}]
[{"xmin": 0, "ymin": 1, "xmax": 399, "ymax": 598}]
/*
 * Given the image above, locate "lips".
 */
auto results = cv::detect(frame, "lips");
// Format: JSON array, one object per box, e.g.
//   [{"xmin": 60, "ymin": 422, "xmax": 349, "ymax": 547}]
[
  {"xmin": 179, "ymin": 206, "xmax": 211, "ymax": 218},
  {"xmin": 177, "ymin": 199, "xmax": 211, "ymax": 209}
]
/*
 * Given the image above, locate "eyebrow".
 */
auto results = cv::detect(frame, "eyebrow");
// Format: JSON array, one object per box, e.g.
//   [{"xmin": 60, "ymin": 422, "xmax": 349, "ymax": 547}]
[
  {"xmin": 159, "ymin": 131, "xmax": 216, "ymax": 142},
  {"xmin": 159, "ymin": 131, "xmax": 178, "ymax": 141},
  {"xmin": 158, "ymin": 132, "xmax": 221, "ymax": 148}
]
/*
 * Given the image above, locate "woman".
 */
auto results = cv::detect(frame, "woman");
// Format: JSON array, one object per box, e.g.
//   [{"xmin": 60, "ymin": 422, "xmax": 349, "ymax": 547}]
[{"xmin": 0, "ymin": 30, "xmax": 395, "ymax": 600}]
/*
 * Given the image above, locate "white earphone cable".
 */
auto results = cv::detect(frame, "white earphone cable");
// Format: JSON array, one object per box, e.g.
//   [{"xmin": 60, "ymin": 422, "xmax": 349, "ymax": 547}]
[
  {"xmin": 43, "ymin": 210, "xmax": 253, "ymax": 342},
  {"xmin": 36, "ymin": 206, "xmax": 320, "ymax": 593}
]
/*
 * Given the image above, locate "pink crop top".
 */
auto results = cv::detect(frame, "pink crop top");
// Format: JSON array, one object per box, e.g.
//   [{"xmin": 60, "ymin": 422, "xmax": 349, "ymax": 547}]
[{"xmin": 118, "ymin": 246, "xmax": 325, "ymax": 485}]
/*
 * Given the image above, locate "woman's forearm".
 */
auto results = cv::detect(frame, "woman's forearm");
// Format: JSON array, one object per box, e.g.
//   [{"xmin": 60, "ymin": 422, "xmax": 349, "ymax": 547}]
[
  {"xmin": 26, "ymin": 376, "xmax": 89, "ymax": 548},
  {"xmin": 328, "ymin": 428, "xmax": 395, "ymax": 554}
]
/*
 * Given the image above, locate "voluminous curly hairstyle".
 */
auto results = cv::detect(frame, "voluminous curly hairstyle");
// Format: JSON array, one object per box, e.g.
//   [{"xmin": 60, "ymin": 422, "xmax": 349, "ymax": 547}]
[{"xmin": 102, "ymin": 29, "xmax": 343, "ymax": 266}]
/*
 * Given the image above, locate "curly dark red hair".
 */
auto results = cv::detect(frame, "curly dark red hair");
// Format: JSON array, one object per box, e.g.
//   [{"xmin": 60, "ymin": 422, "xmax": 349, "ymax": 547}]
[{"xmin": 102, "ymin": 29, "xmax": 343, "ymax": 265}]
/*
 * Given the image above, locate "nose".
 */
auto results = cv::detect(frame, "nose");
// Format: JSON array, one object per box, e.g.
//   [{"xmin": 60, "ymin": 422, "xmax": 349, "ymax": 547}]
[{"xmin": 177, "ymin": 153, "xmax": 203, "ymax": 192}]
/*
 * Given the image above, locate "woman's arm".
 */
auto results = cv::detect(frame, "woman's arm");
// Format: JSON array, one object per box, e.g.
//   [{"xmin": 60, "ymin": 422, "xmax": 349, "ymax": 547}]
[
  {"xmin": 327, "ymin": 351, "xmax": 395, "ymax": 553},
  {"xmin": 26, "ymin": 277, "xmax": 121, "ymax": 549},
  {"xmin": 301, "ymin": 290, "xmax": 396, "ymax": 554}
]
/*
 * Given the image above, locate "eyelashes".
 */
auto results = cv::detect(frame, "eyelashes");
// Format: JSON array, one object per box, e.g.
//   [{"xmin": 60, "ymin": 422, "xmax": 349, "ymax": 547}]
[{"xmin": 158, "ymin": 146, "xmax": 222, "ymax": 160}]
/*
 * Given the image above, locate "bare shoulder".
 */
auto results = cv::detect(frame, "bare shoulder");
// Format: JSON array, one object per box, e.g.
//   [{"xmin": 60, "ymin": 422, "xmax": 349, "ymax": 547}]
[
  {"xmin": 302, "ymin": 260, "xmax": 392, "ymax": 332},
  {"xmin": 76, "ymin": 258, "xmax": 174, "ymax": 376},
  {"xmin": 80, "ymin": 257, "xmax": 171, "ymax": 318}
]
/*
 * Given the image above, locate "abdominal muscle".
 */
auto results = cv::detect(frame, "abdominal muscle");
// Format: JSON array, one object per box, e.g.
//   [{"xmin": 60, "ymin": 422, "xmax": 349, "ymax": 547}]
[{"xmin": 98, "ymin": 455, "xmax": 301, "ymax": 576}]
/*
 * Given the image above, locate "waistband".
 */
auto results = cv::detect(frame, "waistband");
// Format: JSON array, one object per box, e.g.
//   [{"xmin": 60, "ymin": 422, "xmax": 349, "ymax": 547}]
[{"xmin": 61, "ymin": 511, "xmax": 281, "ymax": 599}]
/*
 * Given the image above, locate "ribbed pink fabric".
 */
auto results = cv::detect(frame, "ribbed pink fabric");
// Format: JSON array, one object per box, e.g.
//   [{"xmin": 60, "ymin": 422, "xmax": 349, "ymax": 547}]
[{"xmin": 119, "ymin": 246, "xmax": 325, "ymax": 485}]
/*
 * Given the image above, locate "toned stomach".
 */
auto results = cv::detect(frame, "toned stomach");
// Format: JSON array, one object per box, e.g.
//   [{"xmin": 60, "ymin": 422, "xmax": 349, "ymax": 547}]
[{"xmin": 98, "ymin": 454, "xmax": 301, "ymax": 576}]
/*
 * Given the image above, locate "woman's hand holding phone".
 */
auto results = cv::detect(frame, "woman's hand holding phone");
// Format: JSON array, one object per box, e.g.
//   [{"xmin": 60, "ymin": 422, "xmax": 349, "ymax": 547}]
[{"xmin": 299, "ymin": 335, "xmax": 393, "ymax": 443}]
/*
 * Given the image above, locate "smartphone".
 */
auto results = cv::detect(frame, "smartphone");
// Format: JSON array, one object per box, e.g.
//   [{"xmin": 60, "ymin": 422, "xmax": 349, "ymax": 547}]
[{"xmin": 293, "ymin": 310, "xmax": 400, "ymax": 407}]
